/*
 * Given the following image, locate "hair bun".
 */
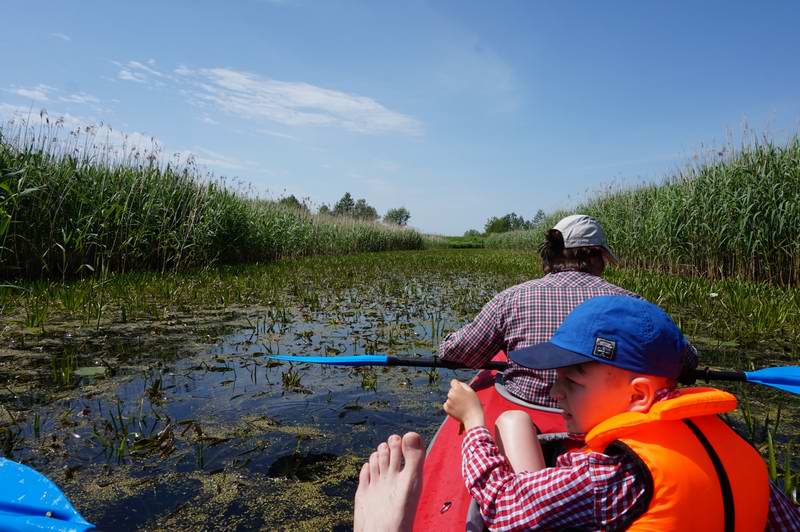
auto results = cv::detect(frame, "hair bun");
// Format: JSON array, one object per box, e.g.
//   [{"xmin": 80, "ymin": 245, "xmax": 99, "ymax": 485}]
[{"xmin": 545, "ymin": 229, "xmax": 565, "ymax": 254}]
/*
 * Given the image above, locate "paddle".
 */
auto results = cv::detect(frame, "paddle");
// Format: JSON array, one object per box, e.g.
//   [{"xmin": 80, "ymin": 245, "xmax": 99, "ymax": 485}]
[
  {"xmin": 267, "ymin": 355, "xmax": 800, "ymax": 396},
  {"xmin": 267, "ymin": 354, "xmax": 508, "ymax": 371},
  {"xmin": 0, "ymin": 458, "xmax": 94, "ymax": 531}
]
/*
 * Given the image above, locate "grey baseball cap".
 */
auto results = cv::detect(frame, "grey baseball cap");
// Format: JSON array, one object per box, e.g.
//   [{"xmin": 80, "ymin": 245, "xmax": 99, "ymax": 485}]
[{"xmin": 553, "ymin": 214, "xmax": 618, "ymax": 264}]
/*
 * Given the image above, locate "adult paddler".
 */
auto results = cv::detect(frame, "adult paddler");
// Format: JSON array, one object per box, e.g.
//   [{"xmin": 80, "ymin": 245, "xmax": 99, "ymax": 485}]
[
  {"xmin": 412, "ymin": 215, "xmax": 647, "ymax": 530},
  {"xmin": 438, "ymin": 214, "xmax": 640, "ymax": 409}
]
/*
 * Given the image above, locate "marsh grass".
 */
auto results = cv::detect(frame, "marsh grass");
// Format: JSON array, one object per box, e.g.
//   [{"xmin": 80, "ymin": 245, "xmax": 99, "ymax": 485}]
[
  {"xmin": 739, "ymin": 392, "xmax": 798, "ymax": 503},
  {"xmin": 0, "ymin": 116, "xmax": 426, "ymax": 280},
  {"xmin": 4, "ymin": 250, "xmax": 797, "ymax": 351},
  {"xmin": 487, "ymin": 133, "xmax": 800, "ymax": 286}
]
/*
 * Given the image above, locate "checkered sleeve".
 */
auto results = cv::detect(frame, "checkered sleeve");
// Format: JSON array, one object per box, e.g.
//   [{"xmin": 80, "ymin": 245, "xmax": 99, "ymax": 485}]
[
  {"xmin": 767, "ymin": 480, "xmax": 800, "ymax": 531},
  {"xmin": 437, "ymin": 292, "xmax": 506, "ymax": 367},
  {"xmin": 461, "ymin": 427, "xmax": 650, "ymax": 530}
]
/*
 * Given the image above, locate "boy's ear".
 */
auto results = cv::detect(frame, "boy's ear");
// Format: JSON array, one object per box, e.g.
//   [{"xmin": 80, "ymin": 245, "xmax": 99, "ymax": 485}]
[{"xmin": 628, "ymin": 377, "xmax": 658, "ymax": 412}]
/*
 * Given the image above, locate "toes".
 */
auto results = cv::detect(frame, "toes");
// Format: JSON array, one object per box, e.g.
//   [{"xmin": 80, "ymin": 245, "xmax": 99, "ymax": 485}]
[
  {"xmin": 401, "ymin": 432, "xmax": 425, "ymax": 472},
  {"xmin": 369, "ymin": 451, "xmax": 380, "ymax": 482},
  {"xmin": 353, "ymin": 462, "xmax": 369, "ymax": 532},
  {"xmin": 378, "ymin": 442, "xmax": 390, "ymax": 475},
  {"xmin": 357, "ymin": 461, "xmax": 370, "ymax": 489},
  {"xmin": 387, "ymin": 434, "xmax": 402, "ymax": 472}
]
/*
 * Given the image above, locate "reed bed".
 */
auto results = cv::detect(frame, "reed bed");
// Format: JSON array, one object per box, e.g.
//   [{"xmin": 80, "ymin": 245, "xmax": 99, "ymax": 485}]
[
  {"xmin": 0, "ymin": 117, "xmax": 425, "ymax": 280},
  {"xmin": 487, "ymin": 134, "xmax": 800, "ymax": 286}
]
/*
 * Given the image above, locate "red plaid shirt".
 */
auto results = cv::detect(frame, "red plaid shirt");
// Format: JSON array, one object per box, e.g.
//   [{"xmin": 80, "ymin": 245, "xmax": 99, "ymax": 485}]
[
  {"xmin": 462, "ymin": 426, "xmax": 800, "ymax": 531},
  {"xmin": 439, "ymin": 271, "xmax": 636, "ymax": 408}
]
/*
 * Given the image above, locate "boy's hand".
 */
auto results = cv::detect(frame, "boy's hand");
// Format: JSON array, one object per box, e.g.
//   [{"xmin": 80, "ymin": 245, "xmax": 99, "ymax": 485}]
[{"xmin": 443, "ymin": 379, "xmax": 485, "ymax": 431}]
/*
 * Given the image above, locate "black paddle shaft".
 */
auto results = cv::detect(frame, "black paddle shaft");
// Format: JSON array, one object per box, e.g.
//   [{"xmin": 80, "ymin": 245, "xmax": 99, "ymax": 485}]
[
  {"xmin": 385, "ymin": 356, "xmax": 507, "ymax": 371},
  {"xmin": 386, "ymin": 357, "xmax": 749, "ymax": 384},
  {"xmin": 691, "ymin": 367, "xmax": 748, "ymax": 384}
]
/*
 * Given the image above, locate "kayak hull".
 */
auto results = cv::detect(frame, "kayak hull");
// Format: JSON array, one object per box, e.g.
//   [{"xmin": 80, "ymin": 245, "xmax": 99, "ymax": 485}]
[{"xmin": 412, "ymin": 352, "xmax": 567, "ymax": 532}]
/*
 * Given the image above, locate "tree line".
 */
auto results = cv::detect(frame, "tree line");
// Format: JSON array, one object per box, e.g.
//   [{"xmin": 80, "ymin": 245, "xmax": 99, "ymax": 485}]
[
  {"xmin": 278, "ymin": 192, "xmax": 411, "ymax": 226},
  {"xmin": 463, "ymin": 209, "xmax": 546, "ymax": 237}
]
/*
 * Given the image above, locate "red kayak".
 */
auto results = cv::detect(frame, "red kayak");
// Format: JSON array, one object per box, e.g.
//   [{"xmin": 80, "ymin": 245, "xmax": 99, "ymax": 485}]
[{"xmin": 412, "ymin": 352, "xmax": 568, "ymax": 531}]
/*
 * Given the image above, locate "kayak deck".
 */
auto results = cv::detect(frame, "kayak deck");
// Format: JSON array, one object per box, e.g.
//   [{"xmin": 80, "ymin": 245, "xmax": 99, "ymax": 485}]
[{"xmin": 412, "ymin": 352, "xmax": 567, "ymax": 531}]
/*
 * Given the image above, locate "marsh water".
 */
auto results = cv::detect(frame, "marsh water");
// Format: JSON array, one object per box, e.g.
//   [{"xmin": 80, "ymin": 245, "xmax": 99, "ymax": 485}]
[{"xmin": 1, "ymin": 250, "xmax": 798, "ymax": 530}]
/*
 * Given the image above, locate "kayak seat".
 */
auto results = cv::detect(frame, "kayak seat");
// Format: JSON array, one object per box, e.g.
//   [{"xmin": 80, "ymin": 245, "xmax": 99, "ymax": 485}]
[{"xmin": 494, "ymin": 373, "xmax": 564, "ymax": 413}]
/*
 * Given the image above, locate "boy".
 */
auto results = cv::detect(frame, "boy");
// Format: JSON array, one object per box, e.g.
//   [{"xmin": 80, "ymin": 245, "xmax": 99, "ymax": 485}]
[{"xmin": 444, "ymin": 295, "xmax": 800, "ymax": 530}]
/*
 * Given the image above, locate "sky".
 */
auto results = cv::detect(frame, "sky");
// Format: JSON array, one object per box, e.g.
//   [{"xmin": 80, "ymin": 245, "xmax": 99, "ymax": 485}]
[{"xmin": 2, "ymin": 1, "xmax": 799, "ymax": 235}]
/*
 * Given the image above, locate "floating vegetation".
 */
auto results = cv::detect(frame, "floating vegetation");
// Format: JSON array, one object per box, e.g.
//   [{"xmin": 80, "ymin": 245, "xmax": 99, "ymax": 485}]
[{"xmin": 281, "ymin": 366, "xmax": 304, "ymax": 390}]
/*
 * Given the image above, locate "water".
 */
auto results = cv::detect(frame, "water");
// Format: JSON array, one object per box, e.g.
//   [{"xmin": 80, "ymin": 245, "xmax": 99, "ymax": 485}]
[
  {"xmin": 2, "ymin": 250, "xmax": 798, "ymax": 529},
  {"xmin": 2, "ymin": 262, "xmax": 498, "ymax": 529}
]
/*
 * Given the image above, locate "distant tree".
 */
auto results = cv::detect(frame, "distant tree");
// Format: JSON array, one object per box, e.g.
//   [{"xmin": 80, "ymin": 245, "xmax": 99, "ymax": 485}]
[
  {"xmin": 484, "ymin": 212, "xmax": 531, "ymax": 234},
  {"xmin": 484, "ymin": 216, "xmax": 507, "ymax": 234},
  {"xmin": 353, "ymin": 198, "xmax": 379, "ymax": 221},
  {"xmin": 333, "ymin": 192, "xmax": 355, "ymax": 216},
  {"xmin": 384, "ymin": 207, "xmax": 411, "ymax": 226},
  {"xmin": 463, "ymin": 229, "xmax": 481, "ymax": 237},
  {"xmin": 278, "ymin": 194, "xmax": 309, "ymax": 212},
  {"xmin": 318, "ymin": 204, "xmax": 331, "ymax": 216},
  {"xmin": 531, "ymin": 209, "xmax": 546, "ymax": 227}
]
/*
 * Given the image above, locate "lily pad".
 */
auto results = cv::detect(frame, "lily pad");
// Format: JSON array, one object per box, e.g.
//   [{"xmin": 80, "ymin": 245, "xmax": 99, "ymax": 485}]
[{"xmin": 74, "ymin": 366, "xmax": 107, "ymax": 378}]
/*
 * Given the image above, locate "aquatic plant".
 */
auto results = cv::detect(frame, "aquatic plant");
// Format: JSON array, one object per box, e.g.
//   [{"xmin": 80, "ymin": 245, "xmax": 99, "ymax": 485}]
[{"xmin": 281, "ymin": 366, "xmax": 303, "ymax": 389}]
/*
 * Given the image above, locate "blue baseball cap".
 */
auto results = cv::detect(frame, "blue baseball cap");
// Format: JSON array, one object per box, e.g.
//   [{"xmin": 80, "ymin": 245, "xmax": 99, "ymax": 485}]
[{"xmin": 509, "ymin": 295, "xmax": 689, "ymax": 378}]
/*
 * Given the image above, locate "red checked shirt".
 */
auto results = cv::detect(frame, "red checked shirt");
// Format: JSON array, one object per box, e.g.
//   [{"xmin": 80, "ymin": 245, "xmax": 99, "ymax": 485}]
[
  {"xmin": 462, "ymin": 426, "xmax": 800, "ymax": 531},
  {"xmin": 439, "ymin": 270, "xmax": 636, "ymax": 408}
]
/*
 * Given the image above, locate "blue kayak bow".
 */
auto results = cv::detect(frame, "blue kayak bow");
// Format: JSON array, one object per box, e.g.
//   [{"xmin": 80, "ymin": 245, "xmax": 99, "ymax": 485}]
[
  {"xmin": 267, "ymin": 355, "xmax": 800, "ymax": 396},
  {"xmin": 0, "ymin": 458, "xmax": 94, "ymax": 531}
]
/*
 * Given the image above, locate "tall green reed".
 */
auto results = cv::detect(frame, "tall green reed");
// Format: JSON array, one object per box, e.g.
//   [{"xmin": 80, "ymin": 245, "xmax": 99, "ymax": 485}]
[
  {"xmin": 486, "ymin": 133, "xmax": 800, "ymax": 286},
  {"xmin": 0, "ymin": 116, "xmax": 426, "ymax": 280}
]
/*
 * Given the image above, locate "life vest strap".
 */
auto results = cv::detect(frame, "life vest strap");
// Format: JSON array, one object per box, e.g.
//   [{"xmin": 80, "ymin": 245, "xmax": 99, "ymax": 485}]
[{"xmin": 684, "ymin": 418, "xmax": 735, "ymax": 532}]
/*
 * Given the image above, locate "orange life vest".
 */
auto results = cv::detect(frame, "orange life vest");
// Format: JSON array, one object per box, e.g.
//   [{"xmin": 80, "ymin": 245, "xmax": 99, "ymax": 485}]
[{"xmin": 584, "ymin": 387, "xmax": 769, "ymax": 531}]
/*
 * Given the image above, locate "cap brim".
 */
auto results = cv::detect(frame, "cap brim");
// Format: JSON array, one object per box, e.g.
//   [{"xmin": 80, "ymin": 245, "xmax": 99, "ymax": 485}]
[{"xmin": 509, "ymin": 342, "xmax": 594, "ymax": 370}]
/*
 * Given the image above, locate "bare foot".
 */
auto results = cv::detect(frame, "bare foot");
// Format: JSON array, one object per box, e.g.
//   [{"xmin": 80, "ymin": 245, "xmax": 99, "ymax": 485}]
[{"xmin": 354, "ymin": 432, "xmax": 425, "ymax": 532}]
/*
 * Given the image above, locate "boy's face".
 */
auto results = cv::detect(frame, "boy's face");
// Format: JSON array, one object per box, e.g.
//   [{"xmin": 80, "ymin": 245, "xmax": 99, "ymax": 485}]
[{"xmin": 550, "ymin": 362, "xmax": 638, "ymax": 434}]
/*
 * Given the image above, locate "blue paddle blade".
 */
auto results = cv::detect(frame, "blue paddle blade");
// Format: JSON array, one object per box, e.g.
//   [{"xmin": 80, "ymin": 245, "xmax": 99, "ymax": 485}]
[
  {"xmin": 745, "ymin": 366, "xmax": 800, "ymax": 395},
  {"xmin": 268, "ymin": 355, "xmax": 390, "ymax": 367},
  {"xmin": 0, "ymin": 458, "xmax": 94, "ymax": 531}
]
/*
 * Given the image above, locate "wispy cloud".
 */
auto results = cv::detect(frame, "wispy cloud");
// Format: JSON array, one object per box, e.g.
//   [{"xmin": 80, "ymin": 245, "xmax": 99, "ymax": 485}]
[
  {"xmin": 173, "ymin": 147, "xmax": 252, "ymax": 171},
  {"xmin": 200, "ymin": 115, "xmax": 219, "ymax": 125},
  {"xmin": 118, "ymin": 69, "xmax": 148, "ymax": 83},
  {"xmin": 8, "ymin": 84, "xmax": 55, "ymax": 102},
  {"xmin": 51, "ymin": 32, "xmax": 71, "ymax": 42},
  {"xmin": 128, "ymin": 60, "xmax": 170, "ymax": 79},
  {"xmin": 59, "ymin": 92, "xmax": 101, "ymax": 105},
  {"xmin": 257, "ymin": 128, "xmax": 298, "ymax": 141},
  {"xmin": 175, "ymin": 67, "xmax": 422, "ymax": 135},
  {"xmin": 115, "ymin": 59, "xmax": 172, "ymax": 86}
]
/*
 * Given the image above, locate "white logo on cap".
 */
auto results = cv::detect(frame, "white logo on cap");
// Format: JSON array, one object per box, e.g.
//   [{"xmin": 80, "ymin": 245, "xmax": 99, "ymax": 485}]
[{"xmin": 593, "ymin": 337, "xmax": 616, "ymax": 360}]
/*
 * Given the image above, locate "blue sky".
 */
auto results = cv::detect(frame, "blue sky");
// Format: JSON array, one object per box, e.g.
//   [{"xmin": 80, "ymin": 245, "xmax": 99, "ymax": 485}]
[{"xmin": 2, "ymin": 1, "xmax": 799, "ymax": 234}]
